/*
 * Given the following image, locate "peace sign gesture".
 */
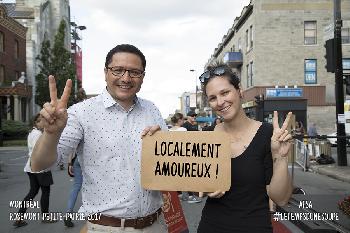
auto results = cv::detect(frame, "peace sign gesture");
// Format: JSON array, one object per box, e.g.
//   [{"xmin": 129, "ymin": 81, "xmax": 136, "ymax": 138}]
[
  {"xmin": 271, "ymin": 111, "xmax": 293, "ymax": 158},
  {"xmin": 40, "ymin": 75, "xmax": 72, "ymax": 134}
]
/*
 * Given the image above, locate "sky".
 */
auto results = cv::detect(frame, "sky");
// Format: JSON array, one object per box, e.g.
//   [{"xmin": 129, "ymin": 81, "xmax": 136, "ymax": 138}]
[
  {"xmin": 68, "ymin": 0, "xmax": 251, "ymax": 118},
  {"xmin": 4, "ymin": 0, "xmax": 250, "ymax": 118}
]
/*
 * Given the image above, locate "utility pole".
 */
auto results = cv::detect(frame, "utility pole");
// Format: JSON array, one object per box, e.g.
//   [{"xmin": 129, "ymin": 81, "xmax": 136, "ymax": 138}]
[
  {"xmin": 334, "ymin": 0, "xmax": 347, "ymax": 166},
  {"xmin": 190, "ymin": 69, "xmax": 197, "ymax": 110}
]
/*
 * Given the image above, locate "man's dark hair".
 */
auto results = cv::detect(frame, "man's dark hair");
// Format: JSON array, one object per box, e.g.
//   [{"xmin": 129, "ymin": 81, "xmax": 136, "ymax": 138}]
[
  {"xmin": 202, "ymin": 62, "xmax": 240, "ymax": 95},
  {"xmin": 105, "ymin": 44, "xmax": 146, "ymax": 70}
]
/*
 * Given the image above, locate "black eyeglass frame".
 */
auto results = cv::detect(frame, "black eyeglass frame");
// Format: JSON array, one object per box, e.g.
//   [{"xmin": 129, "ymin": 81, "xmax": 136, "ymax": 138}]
[
  {"xmin": 199, "ymin": 66, "xmax": 227, "ymax": 83},
  {"xmin": 106, "ymin": 67, "xmax": 145, "ymax": 78}
]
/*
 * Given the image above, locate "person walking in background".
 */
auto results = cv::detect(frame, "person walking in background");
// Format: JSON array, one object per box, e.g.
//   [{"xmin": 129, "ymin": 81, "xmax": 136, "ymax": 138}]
[
  {"xmin": 13, "ymin": 114, "xmax": 57, "ymax": 228},
  {"xmin": 203, "ymin": 117, "xmax": 223, "ymax": 131},
  {"xmin": 169, "ymin": 113, "xmax": 188, "ymax": 202},
  {"xmin": 182, "ymin": 110, "xmax": 201, "ymax": 203},
  {"xmin": 294, "ymin": 121, "xmax": 305, "ymax": 140},
  {"xmin": 183, "ymin": 110, "xmax": 198, "ymax": 131},
  {"xmin": 169, "ymin": 113, "xmax": 187, "ymax": 132},
  {"xmin": 63, "ymin": 88, "xmax": 87, "ymax": 228},
  {"xmin": 307, "ymin": 122, "xmax": 318, "ymax": 137},
  {"xmin": 197, "ymin": 63, "xmax": 293, "ymax": 233}
]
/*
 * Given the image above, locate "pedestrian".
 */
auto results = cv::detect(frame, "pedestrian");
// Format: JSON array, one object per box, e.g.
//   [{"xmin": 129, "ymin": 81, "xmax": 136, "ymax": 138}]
[
  {"xmin": 169, "ymin": 113, "xmax": 187, "ymax": 132},
  {"xmin": 202, "ymin": 117, "xmax": 222, "ymax": 131},
  {"xmin": 13, "ymin": 114, "xmax": 57, "ymax": 228},
  {"xmin": 169, "ymin": 113, "xmax": 189, "ymax": 201},
  {"xmin": 197, "ymin": 63, "xmax": 293, "ymax": 233},
  {"xmin": 30, "ymin": 44, "xmax": 168, "ymax": 232},
  {"xmin": 183, "ymin": 110, "xmax": 198, "ymax": 131},
  {"xmin": 182, "ymin": 110, "xmax": 202, "ymax": 203},
  {"xmin": 64, "ymin": 88, "xmax": 87, "ymax": 228},
  {"xmin": 307, "ymin": 122, "xmax": 318, "ymax": 137},
  {"xmin": 294, "ymin": 121, "xmax": 305, "ymax": 140}
]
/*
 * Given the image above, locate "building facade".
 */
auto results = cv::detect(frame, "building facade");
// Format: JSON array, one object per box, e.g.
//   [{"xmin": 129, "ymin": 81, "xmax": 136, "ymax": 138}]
[
  {"xmin": 205, "ymin": 0, "xmax": 350, "ymax": 134},
  {"xmin": 0, "ymin": 4, "xmax": 31, "ymax": 122},
  {"xmin": 4, "ymin": 0, "xmax": 70, "ymax": 116}
]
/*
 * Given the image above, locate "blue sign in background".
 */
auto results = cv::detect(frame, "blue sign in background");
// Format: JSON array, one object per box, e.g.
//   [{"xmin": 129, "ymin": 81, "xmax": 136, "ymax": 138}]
[{"xmin": 266, "ymin": 88, "xmax": 303, "ymax": 98}]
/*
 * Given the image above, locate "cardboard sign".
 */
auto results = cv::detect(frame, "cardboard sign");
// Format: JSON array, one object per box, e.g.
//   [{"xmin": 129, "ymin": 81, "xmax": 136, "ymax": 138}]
[
  {"xmin": 161, "ymin": 191, "xmax": 189, "ymax": 233},
  {"xmin": 141, "ymin": 131, "xmax": 231, "ymax": 192}
]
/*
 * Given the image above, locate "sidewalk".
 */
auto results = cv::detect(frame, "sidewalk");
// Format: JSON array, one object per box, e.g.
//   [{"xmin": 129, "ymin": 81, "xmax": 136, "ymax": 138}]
[
  {"xmin": 309, "ymin": 162, "xmax": 350, "ymax": 183},
  {"xmin": 308, "ymin": 148, "xmax": 350, "ymax": 184}
]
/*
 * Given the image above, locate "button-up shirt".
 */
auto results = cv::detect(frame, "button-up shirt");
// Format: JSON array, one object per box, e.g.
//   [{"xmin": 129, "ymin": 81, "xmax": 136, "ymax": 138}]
[{"xmin": 57, "ymin": 88, "xmax": 167, "ymax": 218}]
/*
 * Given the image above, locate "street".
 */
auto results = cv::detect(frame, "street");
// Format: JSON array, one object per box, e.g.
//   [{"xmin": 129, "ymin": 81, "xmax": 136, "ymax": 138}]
[{"xmin": 0, "ymin": 147, "xmax": 349, "ymax": 233}]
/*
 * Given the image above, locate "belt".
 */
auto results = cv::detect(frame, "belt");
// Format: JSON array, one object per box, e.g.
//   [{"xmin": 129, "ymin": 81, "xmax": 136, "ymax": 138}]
[{"xmin": 88, "ymin": 208, "xmax": 162, "ymax": 229}]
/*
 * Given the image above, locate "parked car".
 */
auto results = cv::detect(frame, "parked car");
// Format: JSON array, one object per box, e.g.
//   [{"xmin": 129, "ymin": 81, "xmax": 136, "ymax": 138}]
[{"xmin": 326, "ymin": 132, "xmax": 350, "ymax": 146}]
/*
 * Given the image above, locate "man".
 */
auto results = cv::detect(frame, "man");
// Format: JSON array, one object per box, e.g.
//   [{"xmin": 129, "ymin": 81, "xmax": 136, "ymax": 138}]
[
  {"xmin": 182, "ymin": 110, "xmax": 198, "ymax": 131},
  {"xmin": 181, "ymin": 110, "xmax": 201, "ymax": 203},
  {"xmin": 31, "ymin": 44, "xmax": 167, "ymax": 232}
]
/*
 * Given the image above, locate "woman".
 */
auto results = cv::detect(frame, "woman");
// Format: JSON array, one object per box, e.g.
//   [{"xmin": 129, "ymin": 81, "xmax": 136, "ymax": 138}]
[
  {"xmin": 197, "ymin": 64, "xmax": 293, "ymax": 233},
  {"xmin": 169, "ymin": 113, "xmax": 187, "ymax": 132},
  {"xmin": 13, "ymin": 114, "xmax": 56, "ymax": 228}
]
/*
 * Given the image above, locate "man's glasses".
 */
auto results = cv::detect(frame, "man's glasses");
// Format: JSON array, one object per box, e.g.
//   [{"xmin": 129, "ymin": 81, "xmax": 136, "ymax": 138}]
[
  {"xmin": 199, "ymin": 66, "xmax": 226, "ymax": 83},
  {"xmin": 106, "ymin": 67, "xmax": 144, "ymax": 78}
]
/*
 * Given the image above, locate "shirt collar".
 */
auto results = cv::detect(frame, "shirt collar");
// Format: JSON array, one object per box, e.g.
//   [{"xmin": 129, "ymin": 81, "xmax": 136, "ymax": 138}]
[{"xmin": 102, "ymin": 87, "xmax": 144, "ymax": 110}]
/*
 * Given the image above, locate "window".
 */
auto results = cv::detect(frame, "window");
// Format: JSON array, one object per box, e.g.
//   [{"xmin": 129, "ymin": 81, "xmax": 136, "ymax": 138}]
[
  {"xmin": 305, "ymin": 59, "xmax": 317, "ymax": 84},
  {"xmin": 304, "ymin": 21, "xmax": 317, "ymax": 45},
  {"xmin": 342, "ymin": 28, "xmax": 350, "ymax": 44},
  {"xmin": 0, "ymin": 65, "xmax": 5, "ymax": 85},
  {"xmin": 245, "ymin": 29, "xmax": 249, "ymax": 50},
  {"xmin": 250, "ymin": 25, "xmax": 253, "ymax": 49},
  {"xmin": 0, "ymin": 31, "xmax": 4, "ymax": 52},
  {"xmin": 343, "ymin": 58, "xmax": 350, "ymax": 71},
  {"xmin": 14, "ymin": 39, "xmax": 19, "ymax": 59},
  {"xmin": 246, "ymin": 62, "xmax": 253, "ymax": 87},
  {"xmin": 238, "ymin": 38, "xmax": 242, "ymax": 52},
  {"xmin": 15, "ymin": 71, "xmax": 20, "ymax": 80}
]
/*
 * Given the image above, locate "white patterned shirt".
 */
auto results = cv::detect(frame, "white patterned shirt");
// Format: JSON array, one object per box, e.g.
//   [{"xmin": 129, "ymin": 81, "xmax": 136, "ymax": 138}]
[{"xmin": 57, "ymin": 88, "xmax": 167, "ymax": 218}]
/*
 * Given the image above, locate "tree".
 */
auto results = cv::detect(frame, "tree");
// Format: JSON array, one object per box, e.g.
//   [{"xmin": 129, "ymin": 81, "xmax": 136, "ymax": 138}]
[
  {"xmin": 35, "ymin": 40, "xmax": 52, "ymax": 107},
  {"xmin": 35, "ymin": 20, "xmax": 76, "ymax": 107}
]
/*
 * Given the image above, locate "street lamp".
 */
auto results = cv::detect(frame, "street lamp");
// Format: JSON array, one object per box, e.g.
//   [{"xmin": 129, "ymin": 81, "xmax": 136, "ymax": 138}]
[
  {"xmin": 190, "ymin": 69, "xmax": 197, "ymax": 109},
  {"xmin": 70, "ymin": 22, "xmax": 86, "ymax": 99}
]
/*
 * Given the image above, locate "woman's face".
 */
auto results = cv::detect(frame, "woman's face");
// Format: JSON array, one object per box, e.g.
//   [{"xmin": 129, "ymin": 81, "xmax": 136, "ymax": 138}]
[{"xmin": 205, "ymin": 76, "xmax": 241, "ymax": 121}]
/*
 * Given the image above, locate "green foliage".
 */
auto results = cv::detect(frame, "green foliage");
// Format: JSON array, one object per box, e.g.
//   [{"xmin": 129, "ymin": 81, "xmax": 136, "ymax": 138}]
[
  {"xmin": 35, "ymin": 20, "xmax": 76, "ymax": 107},
  {"xmin": 2, "ymin": 120, "xmax": 30, "ymax": 140}
]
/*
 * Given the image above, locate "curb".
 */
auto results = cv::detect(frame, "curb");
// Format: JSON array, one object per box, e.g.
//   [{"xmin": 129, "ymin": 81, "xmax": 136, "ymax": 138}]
[
  {"xmin": 309, "ymin": 165, "xmax": 350, "ymax": 184},
  {"xmin": 0, "ymin": 146, "xmax": 27, "ymax": 151}
]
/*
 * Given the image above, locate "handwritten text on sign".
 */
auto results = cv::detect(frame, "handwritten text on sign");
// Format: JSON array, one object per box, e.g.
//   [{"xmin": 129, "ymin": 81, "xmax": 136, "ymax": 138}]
[{"xmin": 141, "ymin": 131, "xmax": 231, "ymax": 192}]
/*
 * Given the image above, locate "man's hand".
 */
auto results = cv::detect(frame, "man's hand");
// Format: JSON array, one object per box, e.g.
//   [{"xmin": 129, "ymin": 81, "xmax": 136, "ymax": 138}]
[
  {"xmin": 40, "ymin": 76, "xmax": 72, "ymax": 134},
  {"xmin": 141, "ymin": 125, "xmax": 161, "ymax": 138}
]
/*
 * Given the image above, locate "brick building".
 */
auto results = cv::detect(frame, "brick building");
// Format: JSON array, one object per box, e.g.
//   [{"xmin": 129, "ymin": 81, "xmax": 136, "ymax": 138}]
[
  {"xmin": 204, "ymin": 0, "xmax": 350, "ymax": 134},
  {"xmin": 0, "ymin": 4, "xmax": 31, "ymax": 122}
]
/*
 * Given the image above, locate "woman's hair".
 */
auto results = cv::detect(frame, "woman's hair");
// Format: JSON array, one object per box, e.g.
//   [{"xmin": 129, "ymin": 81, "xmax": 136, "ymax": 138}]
[
  {"xmin": 30, "ymin": 113, "xmax": 41, "ymax": 129},
  {"xmin": 76, "ymin": 88, "xmax": 87, "ymax": 103},
  {"xmin": 202, "ymin": 62, "xmax": 240, "ymax": 95},
  {"xmin": 171, "ymin": 113, "xmax": 184, "ymax": 125}
]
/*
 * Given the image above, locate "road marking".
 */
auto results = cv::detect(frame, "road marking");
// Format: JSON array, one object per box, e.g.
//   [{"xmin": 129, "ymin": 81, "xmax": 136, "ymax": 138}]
[{"xmin": 10, "ymin": 156, "xmax": 27, "ymax": 161}]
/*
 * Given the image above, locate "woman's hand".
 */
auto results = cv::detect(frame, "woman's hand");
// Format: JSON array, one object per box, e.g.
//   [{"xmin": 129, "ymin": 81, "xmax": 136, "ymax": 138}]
[
  {"xmin": 199, "ymin": 191, "xmax": 225, "ymax": 198},
  {"xmin": 271, "ymin": 111, "xmax": 293, "ymax": 158}
]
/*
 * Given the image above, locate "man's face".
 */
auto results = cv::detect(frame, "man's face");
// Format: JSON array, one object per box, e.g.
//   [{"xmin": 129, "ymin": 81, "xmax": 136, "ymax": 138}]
[
  {"xmin": 188, "ymin": 115, "xmax": 196, "ymax": 124},
  {"xmin": 104, "ymin": 52, "xmax": 144, "ymax": 110}
]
